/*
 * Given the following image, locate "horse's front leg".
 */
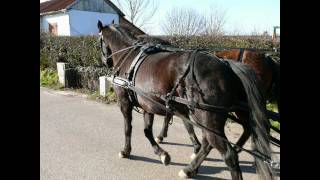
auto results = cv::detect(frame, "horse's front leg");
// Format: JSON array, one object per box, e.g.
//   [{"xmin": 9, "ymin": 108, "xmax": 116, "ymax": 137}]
[
  {"xmin": 155, "ymin": 114, "xmax": 172, "ymax": 143},
  {"xmin": 118, "ymin": 95, "xmax": 134, "ymax": 158},
  {"xmin": 144, "ymin": 112, "xmax": 171, "ymax": 165}
]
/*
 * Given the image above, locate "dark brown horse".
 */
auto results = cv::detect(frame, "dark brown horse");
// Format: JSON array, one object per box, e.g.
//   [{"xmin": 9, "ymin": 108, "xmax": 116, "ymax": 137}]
[
  {"xmin": 97, "ymin": 21, "xmax": 273, "ymax": 179},
  {"xmin": 214, "ymin": 49, "xmax": 280, "ymax": 110},
  {"xmin": 156, "ymin": 48, "xmax": 280, "ymax": 154}
]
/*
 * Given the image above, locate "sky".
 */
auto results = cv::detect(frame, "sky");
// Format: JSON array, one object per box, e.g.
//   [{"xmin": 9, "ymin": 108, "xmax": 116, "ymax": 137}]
[{"xmin": 40, "ymin": 0, "xmax": 280, "ymax": 35}]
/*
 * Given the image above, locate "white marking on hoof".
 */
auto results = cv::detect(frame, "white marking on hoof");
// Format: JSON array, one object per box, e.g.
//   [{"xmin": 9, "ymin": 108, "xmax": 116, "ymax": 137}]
[
  {"xmin": 155, "ymin": 137, "xmax": 162, "ymax": 143},
  {"xmin": 160, "ymin": 154, "xmax": 166, "ymax": 163},
  {"xmin": 190, "ymin": 153, "xmax": 197, "ymax": 160},
  {"xmin": 178, "ymin": 169, "xmax": 188, "ymax": 178},
  {"xmin": 160, "ymin": 152, "xmax": 170, "ymax": 166},
  {"xmin": 118, "ymin": 151, "xmax": 128, "ymax": 158},
  {"xmin": 118, "ymin": 152, "xmax": 124, "ymax": 158}
]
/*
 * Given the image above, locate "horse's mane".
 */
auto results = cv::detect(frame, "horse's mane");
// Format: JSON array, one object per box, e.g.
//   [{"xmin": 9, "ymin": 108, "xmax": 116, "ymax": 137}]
[
  {"xmin": 137, "ymin": 35, "xmax": 172, "ymax": 45},
  {"xmin": 108, "ymin": 24, "xmax": 138, "ymax": 45}
]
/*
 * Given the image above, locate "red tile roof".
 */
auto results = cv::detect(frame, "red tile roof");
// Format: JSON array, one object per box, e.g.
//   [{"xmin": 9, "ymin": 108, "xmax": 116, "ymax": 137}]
[
  {"xmin": 40, "ymin": 0, "xmax": 76, "ymax": 14},
  {"xmin": 40, "ymin": 0, "xmax": 143, "ymax": 35},
  {"xmin": 40, "ymin": 0, "xmax": 125, "ymax": 16}
]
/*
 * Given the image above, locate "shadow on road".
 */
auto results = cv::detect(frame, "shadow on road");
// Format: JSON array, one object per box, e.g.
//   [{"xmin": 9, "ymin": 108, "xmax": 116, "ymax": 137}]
[
  {"xmin": 198, "ymin": 164, "xmax": 256, "ymax": 175},
  {"xmin": 129, "ymin": 155, "xmax": 162, "ymax": 164},
  {"xmin": 193, "ymin": 174, "xmax": 228, "ymax": 180},
  {"xmin": 130, "ymin": 154, "xmax": 188, "ymax": 166},
  {"xmin": 160, "ymin": 141, "xmax": 194, "ymax": 147},
  {"xmin": 129, "ymin": 154, "xmax": 281, "ymax": 178},
  {"xmin": 205, "ymin": 157, "xmax": 254, "ymax": 165}
]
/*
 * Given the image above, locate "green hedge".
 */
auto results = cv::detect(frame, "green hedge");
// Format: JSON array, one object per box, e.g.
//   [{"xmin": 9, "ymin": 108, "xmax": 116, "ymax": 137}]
[
  {"xmin": 40, "ymin": 33, "xmax": 103, "ymax": 69},
  {"xmin": 40, "ymin": 69, "xmax": 60, "ymax": 88},
  {"xmin": 164, "ymin": 35, "xmax": 280, "ymax": 52},
  {"xmin": 72, "ymin": 66, "xmax": 111, "ymax": 91},
  {"xmin": 40, "ymin": 33, "xmax": 280, "ymax": 69}
]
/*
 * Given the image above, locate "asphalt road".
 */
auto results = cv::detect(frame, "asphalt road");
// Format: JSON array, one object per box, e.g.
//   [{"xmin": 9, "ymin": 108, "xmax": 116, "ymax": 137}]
[{"xmin": 40, "ymin": 87, "xmax": 280, "ymax": 180}]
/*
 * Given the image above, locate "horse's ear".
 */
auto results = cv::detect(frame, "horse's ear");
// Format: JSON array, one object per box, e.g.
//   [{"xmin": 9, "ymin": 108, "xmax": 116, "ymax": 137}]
[
  {"xmin": 111, "ymin": 20, "xmax": 115, "ymax": 24},
  {"xmin": 97, "ymin": 20, "xmax": 103, "ymax": 32}
]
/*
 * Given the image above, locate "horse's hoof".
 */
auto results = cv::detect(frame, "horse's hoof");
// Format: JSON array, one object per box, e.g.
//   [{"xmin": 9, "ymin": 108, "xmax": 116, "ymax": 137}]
[
  {"xmin": 178, "ymin": 169, "xmax": 188, "ymax": 178},
  {"xmin": 190, "ymin": 153, "xmax": 197, "ymax": 160},
  {"xmin": 178, "ymin": 167, "xmax": 196, "ymax": 178},
  {"xmin": 118, "ymin": 151, "xmax": 130, "ymax": 158},
  {"xmin": 160, "ymin": 152, "xmax": 171, "ymax": 166},
  {"xmin": 155, "ymin": 137, "xmax": 163, "ymax": 143}
]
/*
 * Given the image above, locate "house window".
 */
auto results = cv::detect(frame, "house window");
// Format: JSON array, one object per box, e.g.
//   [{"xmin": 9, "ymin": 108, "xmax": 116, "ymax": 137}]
[{"xmin": 49, "ymin": 23, "xmax": 58, "ymax": 35}]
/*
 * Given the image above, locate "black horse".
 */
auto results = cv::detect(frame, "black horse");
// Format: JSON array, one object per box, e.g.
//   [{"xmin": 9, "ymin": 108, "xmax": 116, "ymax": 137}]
[
  {"xmin": 156, "ymin": 48, "xmax": 280, "ymax": 153},
  {"xmin": 97, "ymin": 21, "xmax": 274, "ymax": 180}
]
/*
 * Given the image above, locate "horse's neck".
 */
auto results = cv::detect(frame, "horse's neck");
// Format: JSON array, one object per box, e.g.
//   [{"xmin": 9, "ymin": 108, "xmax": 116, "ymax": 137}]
[
  {"xmin": 111, "ymin": 44, "xmax": 140, "ymax": 75},
  {"xmin": 110, "ymin": 42, "xmax": 133, "ymax": 64}
]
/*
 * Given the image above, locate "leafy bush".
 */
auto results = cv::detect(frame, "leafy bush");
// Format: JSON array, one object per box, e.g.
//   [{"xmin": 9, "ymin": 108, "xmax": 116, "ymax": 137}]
[
  {"xmin": 73, "ymin": 66, "xmax": 111, "ymax": 91},
  {"xmin": 40, "ymin": 69, "xmax": 61, "ymax": 88},
  {"xmin": 163, "ymin": 35, "xmax": 279, "ymax": 52},
  {"xmin": 40, "ymin": 33, "xmax": 280, "ymax": 70},
  {"xmin": 40, "ymin": 33, "xmax": 103, "ymax": 69}
]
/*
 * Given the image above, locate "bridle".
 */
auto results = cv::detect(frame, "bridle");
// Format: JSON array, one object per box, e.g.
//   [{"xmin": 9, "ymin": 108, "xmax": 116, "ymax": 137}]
[
  {"xmin": 99, "ymin": 32, "xmax": 144, "ymax": 74},
  {"xmin": 99, "ymin": 34, "xmax": 112, "ymax": 67}
]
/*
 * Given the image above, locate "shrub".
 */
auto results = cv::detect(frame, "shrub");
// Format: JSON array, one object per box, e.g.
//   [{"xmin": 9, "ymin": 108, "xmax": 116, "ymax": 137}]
[
  {"xmin": 40, "ymin": 69, "xmax": 61, "ymax": 88},
  {"xmin": 73, "ymin": 66, "xmax": 111, "ymax": 92},
  {"xmin": 40, "ymin": 33, "xmax": 280, "ymax": 70},
  {"xmin": 40, "ymin": 33, "xmax": 103, "ymax": 69}
]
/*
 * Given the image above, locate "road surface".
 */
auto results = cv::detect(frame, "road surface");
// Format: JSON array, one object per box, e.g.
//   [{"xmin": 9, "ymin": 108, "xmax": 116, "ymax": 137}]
[{"xmin": 40, "ymin": 87, "xmax": 280, "ymax": 180}]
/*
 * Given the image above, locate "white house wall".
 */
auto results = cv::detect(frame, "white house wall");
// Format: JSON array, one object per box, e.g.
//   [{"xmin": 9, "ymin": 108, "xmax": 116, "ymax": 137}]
[
  {"xmin": 41, "ymin": 13, "xmax": 71, "ymax": 36},
  {"xmin": 68, "ymin": 10, "xmax": 119, "ymax": 36}
]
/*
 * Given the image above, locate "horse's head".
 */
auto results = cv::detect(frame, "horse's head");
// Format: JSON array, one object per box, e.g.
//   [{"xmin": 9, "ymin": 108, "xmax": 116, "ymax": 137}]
[
  {"xmin": 97, "ymin": 20, "xmax": 137, "ymax": 68},
  {"xmin": 98, "ymin": 20, "xmax": 113, "ymax": 68}
]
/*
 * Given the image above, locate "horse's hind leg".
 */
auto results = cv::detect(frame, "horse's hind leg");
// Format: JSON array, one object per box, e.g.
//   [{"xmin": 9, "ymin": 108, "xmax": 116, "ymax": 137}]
[
  {"xmin": 233, "ymin": 112, "xmax": 251, "ymax": 153},
  {"xmin": 176, "ymin": 113, "xmax": 202, "ymax": 159},
  {"xmin": 143, "ymin": 112, "xmax": 171, "ymax": 165},
  {"xmin": 155, "ymin": 114, "xmax": 171, "ymax": 143},
  {"xmin": 208, "ymin": 130, "xmax": 243, "ymax": 180},
  {"xmin": 180, "ymin": 111, "xmax": 243, "ymax": 179},
  {"xmin": 118, "ymin": 98, "xmax": 133, "ymax": 158},
  {"xmin": 178, "ymin": 133, "xmax": 212, "ymax": 178},
  {"xmin": 234, "ymin": 124, "xmax": 250, "ymax": 153}
]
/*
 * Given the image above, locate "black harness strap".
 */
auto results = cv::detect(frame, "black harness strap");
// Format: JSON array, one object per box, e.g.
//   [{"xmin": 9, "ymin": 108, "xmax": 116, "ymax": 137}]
[{"xmin": 161, "ymin": 95, "xmax": 232, "ymax": 113}]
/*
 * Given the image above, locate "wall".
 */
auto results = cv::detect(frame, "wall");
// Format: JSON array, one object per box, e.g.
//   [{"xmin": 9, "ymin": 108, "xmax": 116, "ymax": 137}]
[
  {"xmin": 41, "ymin": 13, "xmax": 71, "ymax": 36},
  {"xmin": 68, "ymin": 10, "xmax": 119, "ymax": 36}
]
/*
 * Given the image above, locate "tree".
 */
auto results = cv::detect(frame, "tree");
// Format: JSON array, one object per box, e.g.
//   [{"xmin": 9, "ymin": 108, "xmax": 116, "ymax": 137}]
[
  {"xmin": 203, "ymin": 5, "xmax": 227, "ymax": 36},
  {"xmin": 161, "ymin": 8, "xmax": 206, "ymax": 36},
  {"xmin": 161, "ymin": 6, "xmax": 227, "ymax": 36},
  {"xmin": 112, "ymin": 0, "xmax": 158, "ymax": 29}
]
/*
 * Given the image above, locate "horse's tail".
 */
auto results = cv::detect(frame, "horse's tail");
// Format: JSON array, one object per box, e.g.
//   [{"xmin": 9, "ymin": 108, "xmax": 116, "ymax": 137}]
[
  {"xmin": 267, "ymin": 55, "xmax": 280, "ymax": 116},
  {"xmin": 225, "ymin": 60, "xmax": 274, "ymax": 180}
]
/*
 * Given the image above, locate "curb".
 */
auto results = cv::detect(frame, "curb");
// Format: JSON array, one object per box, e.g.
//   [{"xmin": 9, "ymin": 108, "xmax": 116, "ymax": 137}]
[{"xmin": 40, "ymin": 87, "xmax": 89, "ymax": 99}]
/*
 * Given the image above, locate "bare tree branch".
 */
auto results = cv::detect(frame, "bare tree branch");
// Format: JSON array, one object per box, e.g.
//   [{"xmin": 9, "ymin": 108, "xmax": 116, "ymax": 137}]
[
  {"xmin": 161, "ymin": 8, "xmax": 206, "ymax": 36},
  {"xmin": 112, "ymin": 0, "xmax": 159, "ymax": 30},
  {"xmin": 161, "ymin": 5, "xmax": 227, "ymax": 37},
  {"xmin": 204, "ymin": 5, "xmax": 227, "ymax": 36}
]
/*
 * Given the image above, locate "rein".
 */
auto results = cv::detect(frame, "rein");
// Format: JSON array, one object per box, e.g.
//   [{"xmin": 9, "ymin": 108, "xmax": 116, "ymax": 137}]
[{"xmin": 106, "ymin": 44, "xmax": 144, "ymax": 60}]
